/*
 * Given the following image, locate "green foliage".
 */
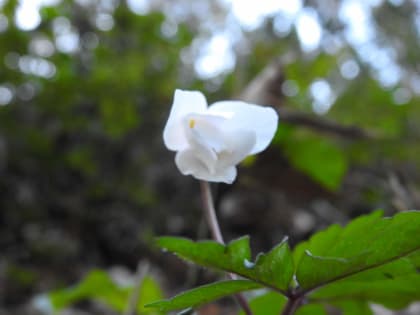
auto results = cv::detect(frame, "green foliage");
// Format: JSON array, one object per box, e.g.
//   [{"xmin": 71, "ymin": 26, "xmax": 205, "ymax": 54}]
[
  {"xmin": 312, "ymin": 271, "xmax": 420, "ymax": 309},
  {"xmin": 138, "ymin": 277, "xmax": 165, "ymax": 314},
  {"xmin": 148, "ymin": 211, "xmax": 420, "ymax": 314},
  {"xmin": 6, "ymin": 265, "xmax": 38, "ymax": 287},
  {"xmin": 295, "ymin": 304, "xmax": 327, "ymax": 315},
  {"xmin": 329, "ymin": 78, "xmax": 407, "ymax": 137},
  {"xmin": 239, "ymin": 292, "xmax": 286, "ymax": 315},
  {"xmin": 241, "ymin": 291, "xmax": 329, "ymax": 315},
  {"xmin": 284, "ymin": 53, "xmax": 337, "ymax": 95},
  {"xmin": 2, "ymin": 1, "xmax": 420, "ymax": 315},
  {"xmin": 99, "ymin": 99, "xmax": 140, "ymax": 138},
  {"xmin": 332, "ymin": 301, "xmax": 373, "ymax": 315},
  {"xmin": 146, "ymin": 280, "xmax": 261, "ymax": 312},
  {"xmin": 0, "ymin": 4, "xmax": 196, "ymax": 235},
  {"xmin": 294, "ymin": 211, "xmax": 420, "ymax": 292},
  {"xmin": 48, "ymin": 269, "xmax": 163, "ymax": 314},
  {"xmin": 66, "ymin": 145, "xmax": 97, "ymax": 175},
  {"xmin": 157, "ymin": 236, "xmax": 294, "ymax": 292},
  {"xmin": 274, "ymin": 125, "xmax": 348, "ymax": 190}
]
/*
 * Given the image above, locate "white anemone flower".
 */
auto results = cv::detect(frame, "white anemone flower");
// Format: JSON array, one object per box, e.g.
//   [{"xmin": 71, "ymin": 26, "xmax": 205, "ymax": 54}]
[{"xmin": 163, "ymin": 89, "xmax": 278, "ymax": 184}]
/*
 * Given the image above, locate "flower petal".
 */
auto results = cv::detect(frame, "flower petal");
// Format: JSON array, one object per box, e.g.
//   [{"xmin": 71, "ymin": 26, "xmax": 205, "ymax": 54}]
[
  {"xmin": 208, "ymin": 101, "xmax": 278, "ymax": 154},
  {"xmin": 176, "ymin": 150, "xmax": 237, "ymax": 184},
  {"xmin": 175, "ymin": 149, "xmax": 208, "ymax": 176},
  {"xmin": 163, "ymin": 89, "xmax": 208, "ymax": 151},
  {"xmin": 217, "ymin": 129, "xmax": 256, "ymax": 170},
  {"xmin": 185, "ymin": 113, "xmax": 227, "ymax": 152},
  {"xmin": 210, "ymin": 166, "xmax": 237, "ymax": 184},
  {"xmin": 184, "ymin": 125, "xmax": 218, "ymax": 174}
]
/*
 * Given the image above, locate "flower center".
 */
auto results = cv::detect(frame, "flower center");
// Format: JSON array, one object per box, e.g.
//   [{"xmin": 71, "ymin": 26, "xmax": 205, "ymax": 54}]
[{"xmin": 189, "ymin": 119, "xmax": 196, "ymax": 129}]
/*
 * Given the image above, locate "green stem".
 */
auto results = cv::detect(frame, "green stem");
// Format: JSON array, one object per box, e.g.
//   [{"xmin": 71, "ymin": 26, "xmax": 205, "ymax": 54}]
[{"xmin": 199, "ymin": 181, "xmax": 253, "ymax": 315}]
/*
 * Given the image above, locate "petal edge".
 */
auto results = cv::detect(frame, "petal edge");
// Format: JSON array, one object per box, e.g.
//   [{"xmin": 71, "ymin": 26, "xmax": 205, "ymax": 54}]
[
  {"xmin": 163, "ymin": 90, "xmax": 208, "ymax": 151},
  {"xmin": 208, "ymin": 101, "xmax": 278, "ymax": 154}
]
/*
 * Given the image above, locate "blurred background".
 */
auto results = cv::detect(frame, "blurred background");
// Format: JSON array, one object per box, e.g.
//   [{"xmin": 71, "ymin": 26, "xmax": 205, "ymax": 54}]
[{"xmin": 1, "ymin": 0, "xmax": 420, "ymax": 314}]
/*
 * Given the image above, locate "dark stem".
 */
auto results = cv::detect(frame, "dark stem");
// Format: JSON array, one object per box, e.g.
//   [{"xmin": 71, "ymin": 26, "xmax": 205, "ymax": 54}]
[
  {"xmin": 199, "ymin": 181, "xmax": 253, "ymax": 315},
  {"xmin": 280, "ymin": 295, "xmax": 303, "ymax": 315}
]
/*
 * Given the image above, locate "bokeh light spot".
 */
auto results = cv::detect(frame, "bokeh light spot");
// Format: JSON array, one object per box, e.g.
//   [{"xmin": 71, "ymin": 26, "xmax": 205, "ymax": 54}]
[
  {"xmin": 295, "ymin": 8, "xmax": 322, "ymax": 52},
  {"xmin": 95, "ymin": 13, "xmax": 114, "ymax": 31},
  {"xmin": 340, "ymin": 59, "xmax": 360, "ymax": 80},
  {"xmin": 282, "ymin": 80, "xmax": 299, "ymax": 97},
  {"xmin": 29, "ymin": 37, "xmax": 55, "ymax": 57},
  {"xmin": 17, "ymin": 83, "xmax": 36, "ymax": 101},
  {"xmin": 4, "ymin": 52, "xmax": 20, "ymax": 70},
  {"xmin": 393, "ymin": 87, "xmax": 411, "ymax": 105},
  {"xmin": 310, "ymin": 79, "xmax": 335, "ymax": 114},
  {"xmin": 0, "ymin": 14, "xmax": 8, "ymax": 32},
  {"xmin": 15, "ymin": 2, "xmax": 41, "ymax": 31},
  {"xmin": 127, "ymin": 0, "xmax": 150, "ymax": 15},
  {"xmin": 0, "ymin": 86, "xmax": 13, "ymax": 105},
  {"xmin": 194, "ymin": 33, "xmax": 236, "ymax": 79}
]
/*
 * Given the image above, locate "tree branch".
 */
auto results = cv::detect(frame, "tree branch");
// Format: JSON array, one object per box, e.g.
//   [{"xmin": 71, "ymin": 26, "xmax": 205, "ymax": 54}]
[{"xmin": 239, "ymin": 59, "xmax": 374, "ymax": 140}]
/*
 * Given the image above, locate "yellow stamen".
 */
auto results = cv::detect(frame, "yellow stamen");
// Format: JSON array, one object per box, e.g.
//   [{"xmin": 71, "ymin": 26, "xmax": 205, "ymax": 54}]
[{"xmin": 189, "ymin": 119, "xmax": 196, "ymax": 128}]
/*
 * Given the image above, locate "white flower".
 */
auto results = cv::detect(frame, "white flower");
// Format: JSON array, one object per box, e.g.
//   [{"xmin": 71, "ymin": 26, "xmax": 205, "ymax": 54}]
[{"xmin": 163, "ymin": 89, "xmax": 278, "ymax": 184}]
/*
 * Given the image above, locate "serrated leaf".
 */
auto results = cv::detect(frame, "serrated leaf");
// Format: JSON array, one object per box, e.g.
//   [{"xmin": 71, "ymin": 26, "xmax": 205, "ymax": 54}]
[
  {"xmin": 145, "ymin": 280, "xmax": 261, "ymax": 312},
  {"xmin": 295, "ymin": 211, "xmax": 420, "ymax": 291},
  {"xmin": 253, "ymin": 237, "xmax": 294, "ymax": 291},
  {"xmin": 157, "ymin": 236, "xmax": 293, "ymax": 292},
  {"xmin": 293, "ymin": 210, "xmax": 420, "ymax": 310},
  {"xmin": 311, "ymin": 266, "xmax": 420, "ymax": 309}
]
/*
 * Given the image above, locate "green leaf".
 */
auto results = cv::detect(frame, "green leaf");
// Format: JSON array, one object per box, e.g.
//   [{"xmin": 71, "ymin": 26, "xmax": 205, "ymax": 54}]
[
  {"xmin": 294, "ymin": 211, "xmax": 420, "ymax": 309},
  {"xmin": 242, "ymin": 291, "xmax": 328, "ymax": 315},
  {"xmin": 49, "ymin": 269, "xmax": 163, "ymax": 314},
  {"xmin": 296, "ymin": 304, "xmax": 327, "ymax": 315},
  {"xmin": 157, "ymin": 236, "xmax": 294, "ymax": 292},
  {"xmin": 311, "ymin": 268, "xmax": 420, "ymax": 309},
  {"xmin": 331, "ymin": 301, "xmax": 373, "ymax": 315},
  {"xmin": 138, "ymin": 276, "xmax": 165, "ymax": 314},
  {"xmin": 408, "ymin": 249, "xmax": 420, "ymax": 268},
  {"xmin": 284, "ymin": 135, "xmax": 347, "ymax": 190},
  {"xmin": 49, "ymin": 270, "xmax": 128, "ymax": 312},
  {"xmin": 145, "ymin": 280, "xmax": 261, "ymax": 312},
  {"xmin": 274, "ymin": 126, "xmax": 347, "ymax": 191},
  {"xmin": 239, "ymin": 291, "xmax": 286, "ymax": 315}
]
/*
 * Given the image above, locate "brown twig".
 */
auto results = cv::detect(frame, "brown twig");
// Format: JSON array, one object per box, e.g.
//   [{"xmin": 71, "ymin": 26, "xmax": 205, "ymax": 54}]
[
  {"xmin": 277, "ymin": 107, "xmax": 373, "ymax": 139},
  {"xmin": 280, "ymin": 295, "xmax": 303, "ymax": 315},
  {"xmin": 239, "ymin": 59, "xmax": 374, "ymax": 140}
]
